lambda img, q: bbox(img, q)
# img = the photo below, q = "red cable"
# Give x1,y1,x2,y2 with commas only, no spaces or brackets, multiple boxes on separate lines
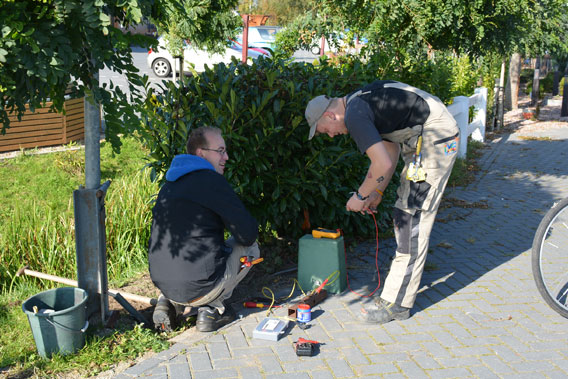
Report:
343,212,381,297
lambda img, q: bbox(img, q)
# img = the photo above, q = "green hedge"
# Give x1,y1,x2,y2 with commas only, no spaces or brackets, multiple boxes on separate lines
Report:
137,52,481,241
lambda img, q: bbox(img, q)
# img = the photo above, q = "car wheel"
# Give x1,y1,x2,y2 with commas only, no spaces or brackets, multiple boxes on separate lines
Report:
310,46,321,55
152,58,171,77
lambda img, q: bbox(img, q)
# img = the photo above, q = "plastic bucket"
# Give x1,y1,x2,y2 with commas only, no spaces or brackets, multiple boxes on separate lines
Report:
22,287,89,358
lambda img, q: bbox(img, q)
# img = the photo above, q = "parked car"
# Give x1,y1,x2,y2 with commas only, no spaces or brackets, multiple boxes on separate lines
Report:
236,26,281,50
147,37,266,77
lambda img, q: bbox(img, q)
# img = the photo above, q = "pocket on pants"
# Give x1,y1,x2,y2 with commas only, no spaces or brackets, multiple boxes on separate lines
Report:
408,181,431,209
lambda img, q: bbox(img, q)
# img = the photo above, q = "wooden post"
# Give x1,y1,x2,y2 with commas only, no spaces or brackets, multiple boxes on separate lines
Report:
241,14,250,64
320,35,325,57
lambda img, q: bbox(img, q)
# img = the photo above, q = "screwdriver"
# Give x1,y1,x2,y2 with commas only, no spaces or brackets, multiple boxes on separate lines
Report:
243,302,281,308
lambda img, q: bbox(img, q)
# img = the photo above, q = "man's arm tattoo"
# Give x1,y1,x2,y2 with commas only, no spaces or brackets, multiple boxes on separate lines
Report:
376,176,385,184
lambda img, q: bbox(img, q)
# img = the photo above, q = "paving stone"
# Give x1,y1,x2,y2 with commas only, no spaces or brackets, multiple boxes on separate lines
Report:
169,361,192,378
122,357,163,376
310,370,335,379
367,352,411,364
341,346,369,365
356,362,399,376
236,366,263,379
395,360,429,379
427,367,474,379
281,358,328,373
208,341,231,360
325,357,356,378
410,352,442,370
189,352,213,371
212,358,252,369
191,368,239,379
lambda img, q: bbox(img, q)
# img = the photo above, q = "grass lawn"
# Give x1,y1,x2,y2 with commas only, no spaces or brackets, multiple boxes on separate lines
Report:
0,137,173,378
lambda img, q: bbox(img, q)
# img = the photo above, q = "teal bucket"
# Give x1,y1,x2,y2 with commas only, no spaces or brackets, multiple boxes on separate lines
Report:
22,287,89,358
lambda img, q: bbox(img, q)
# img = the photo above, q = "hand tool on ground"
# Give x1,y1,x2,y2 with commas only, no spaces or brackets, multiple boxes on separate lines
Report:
240,256,264,268
243,301,281,309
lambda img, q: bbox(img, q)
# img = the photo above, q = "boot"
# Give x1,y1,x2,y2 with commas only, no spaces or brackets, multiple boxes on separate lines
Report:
153,294,176,332
196,304,236,332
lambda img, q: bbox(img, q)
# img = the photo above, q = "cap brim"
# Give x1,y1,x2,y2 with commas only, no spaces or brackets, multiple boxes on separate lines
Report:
308,122,317,140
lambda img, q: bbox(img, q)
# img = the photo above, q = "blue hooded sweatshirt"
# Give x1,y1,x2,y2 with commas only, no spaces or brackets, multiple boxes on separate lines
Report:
165,154,215,182
148,154,258,303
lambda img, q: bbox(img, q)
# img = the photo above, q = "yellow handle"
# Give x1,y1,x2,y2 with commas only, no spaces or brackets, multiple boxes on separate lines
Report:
416,135,423,156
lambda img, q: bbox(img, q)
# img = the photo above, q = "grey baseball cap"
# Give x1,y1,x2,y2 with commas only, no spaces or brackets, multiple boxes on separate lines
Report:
305,95,333,140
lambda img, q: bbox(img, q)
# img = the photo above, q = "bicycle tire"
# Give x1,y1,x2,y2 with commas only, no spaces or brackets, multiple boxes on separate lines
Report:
531,197,568,318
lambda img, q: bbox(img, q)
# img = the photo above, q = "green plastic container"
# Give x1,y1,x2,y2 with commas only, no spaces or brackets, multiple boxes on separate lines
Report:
22,287,89,358
298,234,346,294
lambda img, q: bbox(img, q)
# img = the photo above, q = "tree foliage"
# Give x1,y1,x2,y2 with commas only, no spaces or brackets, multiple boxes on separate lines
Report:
275,0,568,61
156,0,242,58
0,0,243,150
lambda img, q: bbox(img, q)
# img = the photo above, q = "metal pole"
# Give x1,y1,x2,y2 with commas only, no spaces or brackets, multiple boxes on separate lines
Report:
84,88,101,190
76,74,110,324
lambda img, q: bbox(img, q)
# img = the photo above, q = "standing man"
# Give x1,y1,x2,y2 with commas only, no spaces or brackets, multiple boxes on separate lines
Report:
148,126,260,333
305,80,459,324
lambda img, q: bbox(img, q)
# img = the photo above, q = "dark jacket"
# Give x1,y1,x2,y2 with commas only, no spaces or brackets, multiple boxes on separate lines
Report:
148,154,258,303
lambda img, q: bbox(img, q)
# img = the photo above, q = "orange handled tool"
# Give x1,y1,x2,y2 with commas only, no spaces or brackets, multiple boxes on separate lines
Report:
240,256,264,268
243,302,280,308
315,278,329,294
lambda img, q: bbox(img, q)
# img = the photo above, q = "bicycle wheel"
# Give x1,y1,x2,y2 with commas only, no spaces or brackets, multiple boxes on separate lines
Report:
531,197,568,318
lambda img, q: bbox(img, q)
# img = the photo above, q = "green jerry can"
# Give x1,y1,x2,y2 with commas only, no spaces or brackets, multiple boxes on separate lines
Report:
297,234,347,294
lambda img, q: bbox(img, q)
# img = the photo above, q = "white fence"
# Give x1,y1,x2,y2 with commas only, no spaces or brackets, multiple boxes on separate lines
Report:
447,87,488,158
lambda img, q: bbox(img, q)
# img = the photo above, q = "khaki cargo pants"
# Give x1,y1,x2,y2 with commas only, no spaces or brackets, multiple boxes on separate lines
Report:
380,82,459,308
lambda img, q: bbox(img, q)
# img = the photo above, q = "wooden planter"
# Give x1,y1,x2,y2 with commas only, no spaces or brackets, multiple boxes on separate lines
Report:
1,97,85,153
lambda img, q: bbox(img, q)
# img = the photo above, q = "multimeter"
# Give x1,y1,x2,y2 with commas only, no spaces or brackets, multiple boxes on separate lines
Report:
312,227,341,239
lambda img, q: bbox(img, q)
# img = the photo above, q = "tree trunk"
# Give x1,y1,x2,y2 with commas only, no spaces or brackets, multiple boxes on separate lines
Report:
505,53,521,110
531,56,541,106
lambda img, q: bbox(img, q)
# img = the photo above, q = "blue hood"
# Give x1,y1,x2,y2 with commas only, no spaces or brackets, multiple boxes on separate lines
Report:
165,154,215,182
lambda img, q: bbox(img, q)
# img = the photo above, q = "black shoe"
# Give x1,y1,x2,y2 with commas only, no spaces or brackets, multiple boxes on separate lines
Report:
196,305,236,332
153,295,176,332
359,298,411,324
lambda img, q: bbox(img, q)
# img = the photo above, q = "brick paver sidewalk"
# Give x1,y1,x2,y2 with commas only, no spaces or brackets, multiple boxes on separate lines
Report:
114,105,568,379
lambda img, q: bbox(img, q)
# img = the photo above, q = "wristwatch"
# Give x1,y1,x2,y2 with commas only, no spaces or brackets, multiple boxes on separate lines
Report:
353,191,369,201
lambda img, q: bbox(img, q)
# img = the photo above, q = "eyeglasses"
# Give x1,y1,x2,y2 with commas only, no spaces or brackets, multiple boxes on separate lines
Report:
201,147,227,155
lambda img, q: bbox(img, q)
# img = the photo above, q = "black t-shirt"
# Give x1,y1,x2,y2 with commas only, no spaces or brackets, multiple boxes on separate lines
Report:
344,80,430,153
